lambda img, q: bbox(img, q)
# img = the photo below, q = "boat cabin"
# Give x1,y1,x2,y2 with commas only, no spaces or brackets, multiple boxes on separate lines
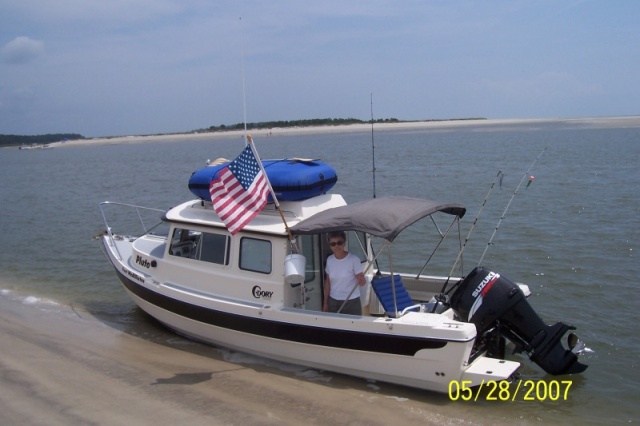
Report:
125,193,465,317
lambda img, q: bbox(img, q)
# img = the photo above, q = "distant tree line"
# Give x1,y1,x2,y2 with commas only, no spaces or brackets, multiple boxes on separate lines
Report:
0,133,84,147
205,117,400,132
2,117,487,146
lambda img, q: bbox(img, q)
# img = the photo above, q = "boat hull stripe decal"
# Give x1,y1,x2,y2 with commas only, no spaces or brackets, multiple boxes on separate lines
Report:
115,269,448,356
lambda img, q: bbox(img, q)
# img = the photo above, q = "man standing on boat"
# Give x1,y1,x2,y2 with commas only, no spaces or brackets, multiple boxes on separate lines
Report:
323,231,366,315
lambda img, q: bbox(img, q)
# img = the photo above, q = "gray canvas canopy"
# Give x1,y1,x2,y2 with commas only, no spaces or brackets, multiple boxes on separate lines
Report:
290,196,466,242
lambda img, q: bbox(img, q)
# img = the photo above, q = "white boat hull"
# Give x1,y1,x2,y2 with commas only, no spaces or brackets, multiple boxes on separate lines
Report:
104,236,519,393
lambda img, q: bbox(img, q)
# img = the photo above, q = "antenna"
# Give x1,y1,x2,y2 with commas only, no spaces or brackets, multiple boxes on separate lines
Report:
240,17,248,144
370,93,377,198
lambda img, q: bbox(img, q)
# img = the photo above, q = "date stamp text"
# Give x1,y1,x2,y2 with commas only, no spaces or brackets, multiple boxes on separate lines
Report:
448,379,573,401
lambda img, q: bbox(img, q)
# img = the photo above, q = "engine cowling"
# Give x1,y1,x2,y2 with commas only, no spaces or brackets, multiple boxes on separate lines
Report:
451,266,588,375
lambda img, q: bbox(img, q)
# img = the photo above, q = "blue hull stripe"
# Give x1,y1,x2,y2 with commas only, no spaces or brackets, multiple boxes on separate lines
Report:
114,268,451,356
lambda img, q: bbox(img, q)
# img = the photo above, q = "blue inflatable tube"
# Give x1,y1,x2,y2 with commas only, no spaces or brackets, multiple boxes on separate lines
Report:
188,159,338,202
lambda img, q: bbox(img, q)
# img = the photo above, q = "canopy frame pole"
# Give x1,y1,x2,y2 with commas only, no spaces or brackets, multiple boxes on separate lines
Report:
415,215,461,280
387,243,398,318
430,215,445,237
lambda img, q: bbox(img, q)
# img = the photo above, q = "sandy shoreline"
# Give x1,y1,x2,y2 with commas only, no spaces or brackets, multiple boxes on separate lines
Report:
1,295,475,425
46,116,640,148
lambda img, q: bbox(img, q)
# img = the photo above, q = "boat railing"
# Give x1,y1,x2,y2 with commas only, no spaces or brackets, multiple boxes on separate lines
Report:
98,201,167,261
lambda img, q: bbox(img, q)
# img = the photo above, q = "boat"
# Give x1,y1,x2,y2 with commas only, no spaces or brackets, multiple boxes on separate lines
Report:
98,153,588,393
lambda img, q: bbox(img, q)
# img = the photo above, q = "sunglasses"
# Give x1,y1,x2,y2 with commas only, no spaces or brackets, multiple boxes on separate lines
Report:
329,240,345,247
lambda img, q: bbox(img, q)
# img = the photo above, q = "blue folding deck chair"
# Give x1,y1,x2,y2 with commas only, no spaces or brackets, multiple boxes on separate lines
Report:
370,274,421,318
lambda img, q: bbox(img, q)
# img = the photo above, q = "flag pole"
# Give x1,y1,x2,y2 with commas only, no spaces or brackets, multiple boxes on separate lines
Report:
246,135,300,253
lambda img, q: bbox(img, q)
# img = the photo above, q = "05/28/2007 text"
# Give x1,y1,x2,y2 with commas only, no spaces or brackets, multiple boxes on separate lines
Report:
448,379,573,402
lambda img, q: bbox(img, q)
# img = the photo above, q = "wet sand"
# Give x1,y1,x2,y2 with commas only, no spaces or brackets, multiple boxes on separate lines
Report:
0,296,464,425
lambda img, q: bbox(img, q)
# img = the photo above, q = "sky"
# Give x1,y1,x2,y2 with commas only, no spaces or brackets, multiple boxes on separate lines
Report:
1,1,639,137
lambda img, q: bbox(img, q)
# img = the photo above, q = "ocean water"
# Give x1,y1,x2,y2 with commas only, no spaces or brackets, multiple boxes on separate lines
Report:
1,120,638,424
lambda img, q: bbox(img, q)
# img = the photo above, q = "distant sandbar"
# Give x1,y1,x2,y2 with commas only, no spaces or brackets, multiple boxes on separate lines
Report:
49,116,640,148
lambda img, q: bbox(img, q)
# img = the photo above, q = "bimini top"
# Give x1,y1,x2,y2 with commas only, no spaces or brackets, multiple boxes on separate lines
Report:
290,196,466,242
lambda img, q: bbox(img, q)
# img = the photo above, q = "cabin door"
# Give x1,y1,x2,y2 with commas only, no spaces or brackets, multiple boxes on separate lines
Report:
299,231,372,312
299,234,325,311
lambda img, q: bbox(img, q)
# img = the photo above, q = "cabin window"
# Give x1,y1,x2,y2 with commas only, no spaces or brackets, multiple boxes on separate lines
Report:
169,228,230,265
239,237,272,274
169,228,197,258
197,232,230,265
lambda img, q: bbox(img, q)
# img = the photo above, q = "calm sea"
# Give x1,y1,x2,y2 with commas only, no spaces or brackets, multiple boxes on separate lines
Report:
1,120,638,424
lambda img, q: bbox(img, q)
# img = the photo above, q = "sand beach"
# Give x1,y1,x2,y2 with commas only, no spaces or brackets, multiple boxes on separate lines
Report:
48,116,640,148
0,296,455,425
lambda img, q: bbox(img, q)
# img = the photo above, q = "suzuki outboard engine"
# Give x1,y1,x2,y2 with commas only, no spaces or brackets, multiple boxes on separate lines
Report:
451,266,588,375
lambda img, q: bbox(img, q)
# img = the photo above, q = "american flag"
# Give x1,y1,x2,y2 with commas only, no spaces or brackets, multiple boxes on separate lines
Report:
209,144,270,235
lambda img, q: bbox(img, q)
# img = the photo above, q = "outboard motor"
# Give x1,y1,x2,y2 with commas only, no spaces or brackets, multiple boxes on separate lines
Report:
451,266,588,375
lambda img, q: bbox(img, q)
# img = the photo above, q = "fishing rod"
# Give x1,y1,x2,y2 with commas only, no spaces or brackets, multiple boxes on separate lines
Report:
370,92,377,199
439,170,503,295
477,147,547,266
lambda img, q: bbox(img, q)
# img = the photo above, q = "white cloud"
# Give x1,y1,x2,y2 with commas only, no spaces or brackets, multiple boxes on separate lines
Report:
2,36,45,64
